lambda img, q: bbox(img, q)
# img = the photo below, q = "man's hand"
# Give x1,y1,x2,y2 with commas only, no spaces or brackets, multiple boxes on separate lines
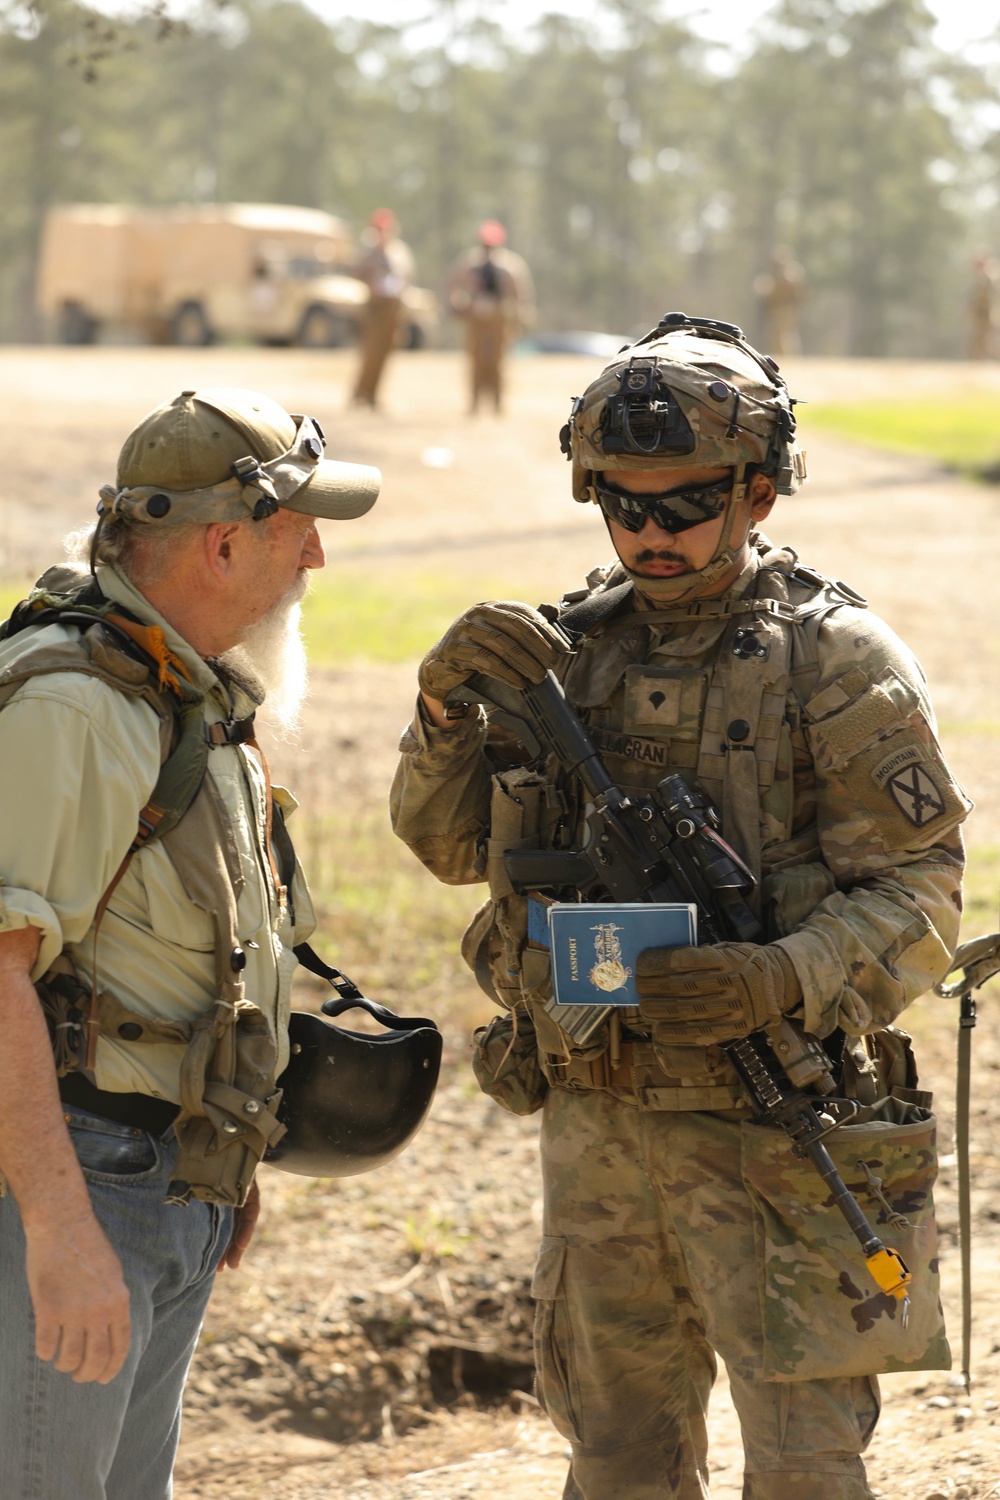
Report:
0,925,133,1384
418,600,571,706
217,1179,260,1273
25,1214,131,1385
636,941,801,1046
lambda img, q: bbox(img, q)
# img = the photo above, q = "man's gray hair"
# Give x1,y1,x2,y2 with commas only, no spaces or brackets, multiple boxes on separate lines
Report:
65,517,206,580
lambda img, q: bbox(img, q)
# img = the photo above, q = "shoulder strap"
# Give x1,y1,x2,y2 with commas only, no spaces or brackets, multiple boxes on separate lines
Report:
751,556,870,714
0,592,215,1079
556,580,634,640
0,570,109,644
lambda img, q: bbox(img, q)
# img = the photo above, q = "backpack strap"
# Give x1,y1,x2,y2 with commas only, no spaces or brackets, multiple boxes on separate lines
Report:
556,580,634,640
0,587,212,1079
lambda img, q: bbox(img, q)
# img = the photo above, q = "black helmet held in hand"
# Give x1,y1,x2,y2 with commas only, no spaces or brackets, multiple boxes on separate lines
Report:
266,945,442,1179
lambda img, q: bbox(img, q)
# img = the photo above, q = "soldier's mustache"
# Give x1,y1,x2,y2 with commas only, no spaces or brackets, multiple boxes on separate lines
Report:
634,547,689,566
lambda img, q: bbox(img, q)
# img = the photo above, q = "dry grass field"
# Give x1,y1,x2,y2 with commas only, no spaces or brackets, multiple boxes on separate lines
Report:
5,345,1000,1497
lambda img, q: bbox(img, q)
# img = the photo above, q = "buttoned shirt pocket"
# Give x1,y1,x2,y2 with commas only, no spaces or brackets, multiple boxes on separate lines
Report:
134,843,217,952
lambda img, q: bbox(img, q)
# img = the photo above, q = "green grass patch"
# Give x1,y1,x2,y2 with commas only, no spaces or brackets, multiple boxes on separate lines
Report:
960,840,1000,938
301,570,520,667
0,582,36,622
804,396,1000,476
939,720,1000,737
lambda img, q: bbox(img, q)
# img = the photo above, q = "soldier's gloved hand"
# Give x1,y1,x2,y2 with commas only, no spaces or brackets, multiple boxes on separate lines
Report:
418,600,572,700
635,942,802,1046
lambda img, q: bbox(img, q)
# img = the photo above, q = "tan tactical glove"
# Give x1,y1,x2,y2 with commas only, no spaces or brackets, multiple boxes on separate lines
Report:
636,941,802,1046
418,600,572,700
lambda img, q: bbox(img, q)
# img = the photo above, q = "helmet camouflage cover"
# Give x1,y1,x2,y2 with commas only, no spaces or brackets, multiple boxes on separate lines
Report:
562,313,807,503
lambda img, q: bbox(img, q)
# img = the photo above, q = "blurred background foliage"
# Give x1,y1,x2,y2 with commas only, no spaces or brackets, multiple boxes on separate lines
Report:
2,0,1000,353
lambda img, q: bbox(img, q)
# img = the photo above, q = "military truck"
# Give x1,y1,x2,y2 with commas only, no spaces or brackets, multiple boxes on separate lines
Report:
36,203,437,348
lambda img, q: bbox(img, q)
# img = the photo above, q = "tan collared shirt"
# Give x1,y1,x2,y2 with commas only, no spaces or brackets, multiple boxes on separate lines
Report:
0,565,314,1099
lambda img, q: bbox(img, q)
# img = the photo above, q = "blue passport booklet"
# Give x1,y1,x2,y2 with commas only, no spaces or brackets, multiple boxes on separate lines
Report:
548,903,697,1008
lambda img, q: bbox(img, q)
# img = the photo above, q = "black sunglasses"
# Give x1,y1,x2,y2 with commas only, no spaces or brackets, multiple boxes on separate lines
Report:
594,474,733,535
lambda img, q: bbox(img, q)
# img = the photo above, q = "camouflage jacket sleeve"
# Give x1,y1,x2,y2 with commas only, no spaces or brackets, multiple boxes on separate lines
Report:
389,701,491,885
776,607,969,1039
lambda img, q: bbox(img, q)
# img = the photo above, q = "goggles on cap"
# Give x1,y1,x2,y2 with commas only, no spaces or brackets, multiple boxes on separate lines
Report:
99,414,328,527
594,473,733,535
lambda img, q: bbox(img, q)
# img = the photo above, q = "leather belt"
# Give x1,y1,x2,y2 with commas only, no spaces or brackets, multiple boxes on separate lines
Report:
59,1072,179,1137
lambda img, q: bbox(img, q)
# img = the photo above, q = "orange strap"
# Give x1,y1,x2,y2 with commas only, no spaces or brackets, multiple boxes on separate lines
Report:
105,614,195,697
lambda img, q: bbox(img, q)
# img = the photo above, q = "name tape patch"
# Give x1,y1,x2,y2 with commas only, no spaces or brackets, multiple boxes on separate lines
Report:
592,727,669,768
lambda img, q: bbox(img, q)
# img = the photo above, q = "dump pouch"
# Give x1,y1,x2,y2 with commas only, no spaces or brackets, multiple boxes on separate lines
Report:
742,1096,948,1380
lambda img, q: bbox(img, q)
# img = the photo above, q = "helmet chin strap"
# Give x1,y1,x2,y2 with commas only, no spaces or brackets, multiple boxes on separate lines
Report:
612,464,754,605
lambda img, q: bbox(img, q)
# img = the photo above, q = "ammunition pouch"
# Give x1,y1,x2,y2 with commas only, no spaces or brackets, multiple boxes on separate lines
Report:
472,1008,548,1115
544,1036,745,1111
168,998,285,1209
839,1026,931,1111
478,764,569,1008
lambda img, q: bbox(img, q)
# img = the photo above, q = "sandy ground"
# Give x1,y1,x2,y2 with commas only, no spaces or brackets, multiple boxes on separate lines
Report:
4,345,1000,1497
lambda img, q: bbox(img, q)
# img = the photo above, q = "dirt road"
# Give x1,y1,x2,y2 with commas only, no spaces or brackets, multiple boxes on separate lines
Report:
4,346,1000,1497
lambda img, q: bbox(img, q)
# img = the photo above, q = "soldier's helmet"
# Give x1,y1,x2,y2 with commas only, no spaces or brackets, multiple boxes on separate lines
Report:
562,312,806,504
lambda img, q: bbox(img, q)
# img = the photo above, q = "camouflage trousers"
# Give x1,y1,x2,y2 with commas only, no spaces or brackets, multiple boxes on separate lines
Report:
533,1088,879,1500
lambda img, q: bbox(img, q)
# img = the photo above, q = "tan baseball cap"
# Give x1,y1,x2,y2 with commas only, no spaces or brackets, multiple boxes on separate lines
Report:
101,388,380,526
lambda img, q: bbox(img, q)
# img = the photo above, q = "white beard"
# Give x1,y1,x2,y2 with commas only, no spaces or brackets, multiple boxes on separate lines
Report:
221,580,310,740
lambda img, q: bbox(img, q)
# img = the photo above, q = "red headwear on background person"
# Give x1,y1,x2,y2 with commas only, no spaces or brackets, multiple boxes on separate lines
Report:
478,219,507,248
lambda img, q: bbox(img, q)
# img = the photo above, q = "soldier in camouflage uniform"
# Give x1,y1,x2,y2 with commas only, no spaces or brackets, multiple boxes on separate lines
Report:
390,313,968,1499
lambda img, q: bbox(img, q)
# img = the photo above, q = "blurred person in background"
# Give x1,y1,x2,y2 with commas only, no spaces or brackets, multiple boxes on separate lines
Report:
351,208,415,409
966,252,1000,360
447,219,535,414
753,246,807,356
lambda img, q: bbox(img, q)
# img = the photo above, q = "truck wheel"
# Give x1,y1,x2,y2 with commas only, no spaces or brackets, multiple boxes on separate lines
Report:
57,301,97,345
297,305,352,348
171,302,213,346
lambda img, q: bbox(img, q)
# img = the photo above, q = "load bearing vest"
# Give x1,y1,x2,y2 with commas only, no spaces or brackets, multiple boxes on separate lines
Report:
0,569,285,1206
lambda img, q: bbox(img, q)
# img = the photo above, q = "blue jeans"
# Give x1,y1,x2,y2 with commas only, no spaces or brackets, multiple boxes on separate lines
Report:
0,1106,233,1500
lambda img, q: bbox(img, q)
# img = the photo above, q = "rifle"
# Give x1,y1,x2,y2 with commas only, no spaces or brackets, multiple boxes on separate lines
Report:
454,666,912,1315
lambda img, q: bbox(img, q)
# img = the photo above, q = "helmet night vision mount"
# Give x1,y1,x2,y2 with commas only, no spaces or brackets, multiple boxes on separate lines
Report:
561,310,806,502
595,355,697,458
